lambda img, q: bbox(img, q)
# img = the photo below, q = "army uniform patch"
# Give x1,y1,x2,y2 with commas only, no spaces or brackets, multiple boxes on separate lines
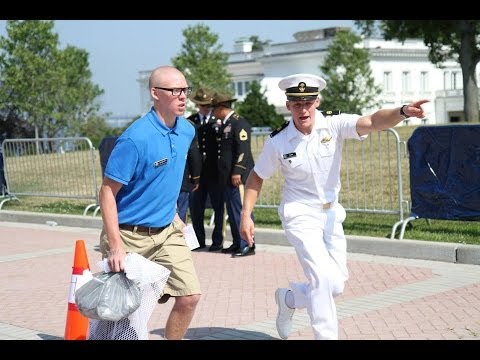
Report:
239,129,248,141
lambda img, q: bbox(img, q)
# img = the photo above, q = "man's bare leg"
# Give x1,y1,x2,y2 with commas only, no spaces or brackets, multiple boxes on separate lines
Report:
164,294,200,340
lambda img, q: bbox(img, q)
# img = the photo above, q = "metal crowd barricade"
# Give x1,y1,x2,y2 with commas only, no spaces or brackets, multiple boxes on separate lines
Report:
0,130,408,232
1,137,100,215
341,128,410,239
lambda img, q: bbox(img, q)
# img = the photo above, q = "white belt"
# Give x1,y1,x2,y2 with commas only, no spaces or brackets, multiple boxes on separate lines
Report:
322,202,333,210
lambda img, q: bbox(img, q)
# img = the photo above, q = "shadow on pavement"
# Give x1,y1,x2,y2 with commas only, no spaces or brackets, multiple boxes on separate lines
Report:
151,326,278,340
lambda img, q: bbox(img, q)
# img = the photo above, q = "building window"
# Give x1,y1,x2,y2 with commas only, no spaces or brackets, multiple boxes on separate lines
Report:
383,71,392,92
420,72,429,92
236,82,244,96
233,81,254,97
443,71,450,89
451,71,461,89
402,71,411,92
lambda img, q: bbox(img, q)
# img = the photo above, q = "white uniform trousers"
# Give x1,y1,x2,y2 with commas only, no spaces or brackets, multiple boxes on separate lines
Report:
279,201,348,340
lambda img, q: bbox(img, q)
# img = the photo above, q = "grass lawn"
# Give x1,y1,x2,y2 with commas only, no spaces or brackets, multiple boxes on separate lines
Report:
2,198,479,246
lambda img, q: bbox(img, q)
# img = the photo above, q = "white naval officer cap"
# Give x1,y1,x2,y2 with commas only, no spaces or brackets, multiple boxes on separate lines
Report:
278,73,327,101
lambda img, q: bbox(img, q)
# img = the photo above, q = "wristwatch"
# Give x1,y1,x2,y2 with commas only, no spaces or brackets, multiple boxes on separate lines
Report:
400,105,408,118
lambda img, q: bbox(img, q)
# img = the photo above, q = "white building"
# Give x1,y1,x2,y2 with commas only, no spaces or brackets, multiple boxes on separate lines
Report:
138,27,479,125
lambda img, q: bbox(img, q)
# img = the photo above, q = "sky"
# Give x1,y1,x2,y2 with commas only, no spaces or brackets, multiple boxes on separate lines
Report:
0,20,355,117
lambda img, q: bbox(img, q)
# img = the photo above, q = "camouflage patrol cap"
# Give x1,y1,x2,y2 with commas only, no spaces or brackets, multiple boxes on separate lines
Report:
190,88,213,105
278,73,327,101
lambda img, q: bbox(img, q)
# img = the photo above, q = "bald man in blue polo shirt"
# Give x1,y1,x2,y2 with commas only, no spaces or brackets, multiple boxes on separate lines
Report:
99,66,201,340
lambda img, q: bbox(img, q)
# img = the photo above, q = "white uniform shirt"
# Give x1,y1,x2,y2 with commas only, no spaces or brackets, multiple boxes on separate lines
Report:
254,110,366,207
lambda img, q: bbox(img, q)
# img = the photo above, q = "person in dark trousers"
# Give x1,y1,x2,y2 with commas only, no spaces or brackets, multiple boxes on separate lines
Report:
98,65,201,340
176,121,202,223
210,93,255,258
188,88,226,252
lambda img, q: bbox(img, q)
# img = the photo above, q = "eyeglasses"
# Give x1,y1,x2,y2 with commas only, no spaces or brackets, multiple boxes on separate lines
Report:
154,87,192,96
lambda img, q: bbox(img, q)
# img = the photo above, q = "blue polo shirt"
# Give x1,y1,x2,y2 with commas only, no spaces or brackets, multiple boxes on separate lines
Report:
104,107,194,227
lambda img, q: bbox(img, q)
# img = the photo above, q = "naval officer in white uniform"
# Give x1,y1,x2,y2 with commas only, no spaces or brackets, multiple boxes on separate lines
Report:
239,73,428,340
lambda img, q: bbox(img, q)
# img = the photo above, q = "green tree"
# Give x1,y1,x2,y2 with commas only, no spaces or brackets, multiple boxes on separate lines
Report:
79,115,119,149
356,20,480,122
248,36,271,51
172,23,232,99
0,20,104,140
319,29,381,114
50,45,104,137
235,81,285,128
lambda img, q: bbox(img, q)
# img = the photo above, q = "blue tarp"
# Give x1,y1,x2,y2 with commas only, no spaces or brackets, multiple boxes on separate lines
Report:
408,125,480,221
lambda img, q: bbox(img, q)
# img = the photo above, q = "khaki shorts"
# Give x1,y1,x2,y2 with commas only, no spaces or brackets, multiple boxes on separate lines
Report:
100,218,201,298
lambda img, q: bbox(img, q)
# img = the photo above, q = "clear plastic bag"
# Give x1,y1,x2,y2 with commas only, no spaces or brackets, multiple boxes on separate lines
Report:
75,271,142,322
87,253,171,340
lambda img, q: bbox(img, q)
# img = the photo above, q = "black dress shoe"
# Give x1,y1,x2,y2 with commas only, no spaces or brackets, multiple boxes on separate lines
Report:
221,244,239,253
232,246,255,258
208,245,223,252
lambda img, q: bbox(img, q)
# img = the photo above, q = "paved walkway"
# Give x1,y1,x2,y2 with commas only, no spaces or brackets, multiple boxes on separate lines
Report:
1,221,480,340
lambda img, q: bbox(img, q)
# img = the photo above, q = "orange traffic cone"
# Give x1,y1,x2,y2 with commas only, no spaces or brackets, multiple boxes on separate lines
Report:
64,239,93,340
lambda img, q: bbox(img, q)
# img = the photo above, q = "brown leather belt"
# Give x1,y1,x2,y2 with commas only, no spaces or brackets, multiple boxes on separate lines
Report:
119,224,168,235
